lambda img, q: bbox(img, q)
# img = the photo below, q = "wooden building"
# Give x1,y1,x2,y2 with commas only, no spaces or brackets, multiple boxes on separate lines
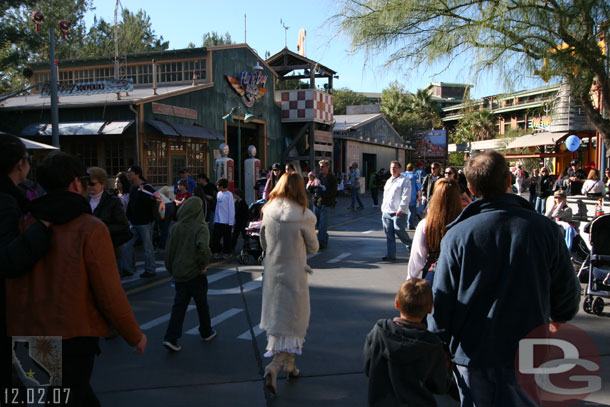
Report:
0,45,282,187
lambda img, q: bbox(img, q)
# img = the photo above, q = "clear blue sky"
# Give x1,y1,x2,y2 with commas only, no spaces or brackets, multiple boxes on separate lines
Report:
85,0,548,99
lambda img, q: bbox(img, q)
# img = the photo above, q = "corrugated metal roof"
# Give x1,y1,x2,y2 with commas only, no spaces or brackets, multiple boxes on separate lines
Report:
333,114,382,131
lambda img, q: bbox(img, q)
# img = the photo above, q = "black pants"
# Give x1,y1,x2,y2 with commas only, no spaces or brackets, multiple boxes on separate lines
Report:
164,274,212,343
231,226,247,252
371,188,379,206
57,337,101,407
211,223,232,254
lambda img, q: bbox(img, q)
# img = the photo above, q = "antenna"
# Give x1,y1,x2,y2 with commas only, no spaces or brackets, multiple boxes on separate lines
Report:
280,19,289,48
244,14,246,43
113,0,120,79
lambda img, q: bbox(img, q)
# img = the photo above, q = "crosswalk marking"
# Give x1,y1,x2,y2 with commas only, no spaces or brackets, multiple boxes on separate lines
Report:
185,308,244,335
208,276,263,295
237,324,264,340
362,230,374,234
328,253,350,263
140,305,196,330
207,269,235,283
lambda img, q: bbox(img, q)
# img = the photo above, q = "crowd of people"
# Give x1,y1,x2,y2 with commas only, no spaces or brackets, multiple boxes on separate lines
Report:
0,130,600,406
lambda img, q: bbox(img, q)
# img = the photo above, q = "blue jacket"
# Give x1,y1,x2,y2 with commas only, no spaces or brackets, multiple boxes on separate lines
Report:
428,193,580,368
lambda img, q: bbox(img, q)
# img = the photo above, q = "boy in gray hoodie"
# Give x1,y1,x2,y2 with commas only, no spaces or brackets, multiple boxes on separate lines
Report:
363,279,450,406
163,196,216,351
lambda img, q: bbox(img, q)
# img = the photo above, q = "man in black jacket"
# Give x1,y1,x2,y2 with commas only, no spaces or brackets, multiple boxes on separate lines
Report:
0,134,51,394
121,165,158,278
314,159,337,249
421,162,441,206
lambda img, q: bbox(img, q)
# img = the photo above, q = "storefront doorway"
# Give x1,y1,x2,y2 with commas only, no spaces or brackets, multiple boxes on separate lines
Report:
226,120,266,190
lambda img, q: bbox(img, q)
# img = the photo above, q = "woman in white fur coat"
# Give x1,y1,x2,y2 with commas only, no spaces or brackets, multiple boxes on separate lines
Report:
260,172,319,395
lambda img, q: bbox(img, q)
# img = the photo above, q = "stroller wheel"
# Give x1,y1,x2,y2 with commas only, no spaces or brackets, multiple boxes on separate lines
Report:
583,295,593,314
238,254,249,265
593,297,605,316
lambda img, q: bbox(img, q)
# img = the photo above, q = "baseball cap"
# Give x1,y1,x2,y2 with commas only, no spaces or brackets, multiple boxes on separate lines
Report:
570,159,579,166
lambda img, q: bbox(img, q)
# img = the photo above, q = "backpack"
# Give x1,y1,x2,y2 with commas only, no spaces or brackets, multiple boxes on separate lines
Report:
522,170,529,179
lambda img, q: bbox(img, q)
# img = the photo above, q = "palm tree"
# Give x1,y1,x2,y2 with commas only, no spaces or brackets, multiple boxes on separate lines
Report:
406,89,442,128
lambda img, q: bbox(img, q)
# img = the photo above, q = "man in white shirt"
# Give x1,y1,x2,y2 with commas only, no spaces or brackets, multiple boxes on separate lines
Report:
212,178,235,259
381,161,412,262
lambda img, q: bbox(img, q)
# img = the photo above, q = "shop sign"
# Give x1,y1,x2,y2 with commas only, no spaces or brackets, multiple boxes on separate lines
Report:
225,70,268,107
152,102,198,120
528,116,552,130
40,78,133,97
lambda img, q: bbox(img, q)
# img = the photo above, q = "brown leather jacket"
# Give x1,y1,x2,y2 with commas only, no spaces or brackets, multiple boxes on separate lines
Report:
6,213,142,345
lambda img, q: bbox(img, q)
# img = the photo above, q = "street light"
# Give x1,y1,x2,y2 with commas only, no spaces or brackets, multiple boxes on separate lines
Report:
222,106,253,188
32,11,70,148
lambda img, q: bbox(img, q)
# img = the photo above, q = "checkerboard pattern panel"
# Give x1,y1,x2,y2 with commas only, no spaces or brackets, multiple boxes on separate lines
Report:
280,90,333,123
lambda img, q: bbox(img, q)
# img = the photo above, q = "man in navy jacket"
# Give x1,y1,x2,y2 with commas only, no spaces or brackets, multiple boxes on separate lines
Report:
428,150,580,406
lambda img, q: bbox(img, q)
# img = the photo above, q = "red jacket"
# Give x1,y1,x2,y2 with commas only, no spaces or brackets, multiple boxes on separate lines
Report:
6,213,142,345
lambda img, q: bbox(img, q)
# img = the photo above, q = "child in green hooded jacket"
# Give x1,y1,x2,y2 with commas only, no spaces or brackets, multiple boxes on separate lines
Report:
163,196,216,352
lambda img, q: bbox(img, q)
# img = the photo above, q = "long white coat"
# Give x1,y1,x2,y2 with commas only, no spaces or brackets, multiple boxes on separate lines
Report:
260,197,319,338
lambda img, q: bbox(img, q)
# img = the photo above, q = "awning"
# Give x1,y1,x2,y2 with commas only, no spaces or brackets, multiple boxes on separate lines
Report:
171,123,223,140
507,132,564,149
20,137,58,150
21,121,133,136
147,120,223,140
99,120,134,134
146,120,179,136
449,138,514,153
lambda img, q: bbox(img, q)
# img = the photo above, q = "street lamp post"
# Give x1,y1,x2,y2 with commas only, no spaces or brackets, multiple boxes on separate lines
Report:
32,12,69,148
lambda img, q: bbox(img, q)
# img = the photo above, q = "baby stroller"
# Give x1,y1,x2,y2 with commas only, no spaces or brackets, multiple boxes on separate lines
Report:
237,199,266,265
581,214,610,316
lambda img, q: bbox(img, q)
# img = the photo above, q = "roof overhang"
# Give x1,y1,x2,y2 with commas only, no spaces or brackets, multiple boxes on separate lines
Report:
21,121,133,136
506,132,565,149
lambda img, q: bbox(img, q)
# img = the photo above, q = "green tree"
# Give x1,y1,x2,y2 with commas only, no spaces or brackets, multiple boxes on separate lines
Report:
451,108,497,143
333,88,371,115
1,0,91,92
406,89,442,129
82,9,169,57
202,31,233,47
335,0,610,146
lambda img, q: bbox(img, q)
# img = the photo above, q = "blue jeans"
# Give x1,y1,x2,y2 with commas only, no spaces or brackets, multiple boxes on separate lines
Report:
454,365,538,407
313,204,329,246
121,222,156,274
382,212,412,258
535,197,547,214
350,188,363,209
407,204,419,229
165,274,212,343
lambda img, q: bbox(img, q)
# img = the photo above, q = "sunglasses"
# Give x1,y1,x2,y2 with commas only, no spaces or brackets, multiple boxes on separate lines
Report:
87,181,99,187
445,171,453,175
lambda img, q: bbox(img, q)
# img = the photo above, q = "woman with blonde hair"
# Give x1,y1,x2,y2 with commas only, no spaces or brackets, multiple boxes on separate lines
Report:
260,173,319,395
407,178,463,281
582,168,605,197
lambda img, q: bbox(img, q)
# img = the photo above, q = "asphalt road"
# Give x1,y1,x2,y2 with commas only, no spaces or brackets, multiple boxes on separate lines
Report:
92,194,610,407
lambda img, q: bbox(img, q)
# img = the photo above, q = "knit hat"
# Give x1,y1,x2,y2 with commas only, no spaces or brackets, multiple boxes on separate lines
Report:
554,189,567,199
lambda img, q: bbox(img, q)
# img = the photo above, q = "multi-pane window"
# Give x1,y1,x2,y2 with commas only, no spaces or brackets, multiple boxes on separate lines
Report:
105,140,127,177
38,58,206,89
70,141,98,169
146,139,168,186
187,142,208,177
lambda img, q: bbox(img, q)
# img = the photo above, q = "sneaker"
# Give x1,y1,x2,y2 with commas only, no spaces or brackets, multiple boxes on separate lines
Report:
372,204,379,207
120,271,134,279
140,271,156,278
163,341,181,352
212,253,221,260
222,254,232,260
202,329,217,341
382,256,396,262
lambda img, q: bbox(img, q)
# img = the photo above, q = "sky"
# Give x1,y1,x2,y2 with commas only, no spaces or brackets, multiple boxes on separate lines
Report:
84,0,549,99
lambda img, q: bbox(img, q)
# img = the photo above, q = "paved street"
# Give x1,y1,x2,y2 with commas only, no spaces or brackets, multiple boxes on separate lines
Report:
93,194,610,407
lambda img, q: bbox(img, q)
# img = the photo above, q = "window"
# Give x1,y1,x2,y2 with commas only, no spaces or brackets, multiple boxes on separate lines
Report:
58,70,73,84
105,140,127,177
146,139,168,185
95,67,113,81
187,141,208,177
70,141,98,169
138,65,152,85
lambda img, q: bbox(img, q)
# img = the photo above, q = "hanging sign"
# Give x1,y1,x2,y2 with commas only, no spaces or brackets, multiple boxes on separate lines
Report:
152,102,198,120
225,70,268,107
40,78,134,97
